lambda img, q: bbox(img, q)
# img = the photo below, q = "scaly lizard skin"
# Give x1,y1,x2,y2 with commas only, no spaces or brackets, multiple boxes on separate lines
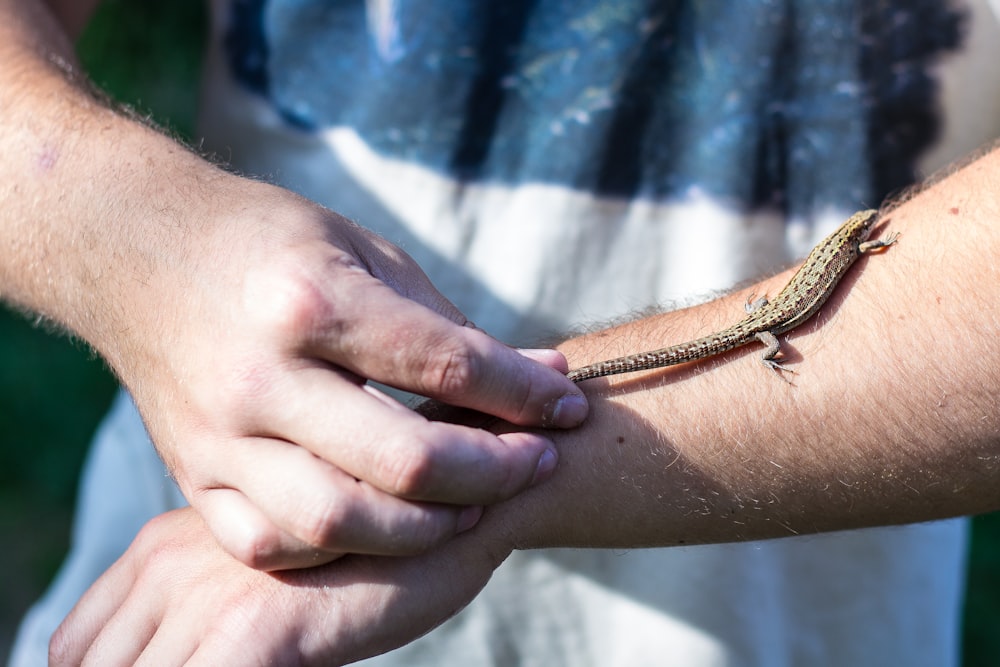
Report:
567,209,898,382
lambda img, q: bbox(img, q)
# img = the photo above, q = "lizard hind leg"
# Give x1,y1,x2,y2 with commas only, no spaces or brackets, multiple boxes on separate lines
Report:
756,330,795,382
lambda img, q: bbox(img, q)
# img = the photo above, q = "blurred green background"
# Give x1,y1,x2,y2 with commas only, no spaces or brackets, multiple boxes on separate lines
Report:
1,0,998,664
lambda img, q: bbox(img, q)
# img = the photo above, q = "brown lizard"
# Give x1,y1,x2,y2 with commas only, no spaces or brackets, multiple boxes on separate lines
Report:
567,209,898,383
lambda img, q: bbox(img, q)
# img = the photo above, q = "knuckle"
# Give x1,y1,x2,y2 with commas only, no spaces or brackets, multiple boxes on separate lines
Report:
134,512,195,562
205,512,288,570
262,270,334,341
245,252,358,344
418,343,479,398
374,439,438,499
226,529,278,570
293,496,351,551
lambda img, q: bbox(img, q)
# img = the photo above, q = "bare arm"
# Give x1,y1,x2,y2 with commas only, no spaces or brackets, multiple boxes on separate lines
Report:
491,147,1000,550
52,145,1000,665
0,0,586,569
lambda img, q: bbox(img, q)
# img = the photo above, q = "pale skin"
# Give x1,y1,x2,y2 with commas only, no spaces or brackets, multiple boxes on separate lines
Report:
1,0,588,572
9,0,1000,664
52,152,1000,664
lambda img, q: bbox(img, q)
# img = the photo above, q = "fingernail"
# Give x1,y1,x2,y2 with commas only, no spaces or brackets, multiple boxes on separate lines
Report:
531,446,558,486
518,348,561,361
457,506,484,533
550,393,588,428
517,348,569,372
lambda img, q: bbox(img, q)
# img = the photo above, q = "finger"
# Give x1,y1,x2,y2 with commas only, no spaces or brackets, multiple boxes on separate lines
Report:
196,443,487,568
52,522,174,667
249,366,559,504
49,541,145,666
181,571,306,667
133,618,199,667
75,509,239,666
283,530,509,666
358,230,476,324
186,634,277,667
192,485,336,570
79,592,160,667
299,267,588,428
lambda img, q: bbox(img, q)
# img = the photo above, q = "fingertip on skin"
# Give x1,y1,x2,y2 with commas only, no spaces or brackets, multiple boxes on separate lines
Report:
495,431,559,490
199,490,290,571
510,349,589,428
546,392,588,429
531,446,558,486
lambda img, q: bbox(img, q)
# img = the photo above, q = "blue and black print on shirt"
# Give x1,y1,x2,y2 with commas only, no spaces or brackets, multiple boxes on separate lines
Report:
223,0,965,216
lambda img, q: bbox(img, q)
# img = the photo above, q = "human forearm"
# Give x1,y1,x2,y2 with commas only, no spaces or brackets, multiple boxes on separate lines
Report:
1,0,587,569
484,147,1000,551
0,0,222,353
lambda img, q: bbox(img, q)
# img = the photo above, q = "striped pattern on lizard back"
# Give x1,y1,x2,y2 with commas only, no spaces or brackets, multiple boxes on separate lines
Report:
566,209,896,382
